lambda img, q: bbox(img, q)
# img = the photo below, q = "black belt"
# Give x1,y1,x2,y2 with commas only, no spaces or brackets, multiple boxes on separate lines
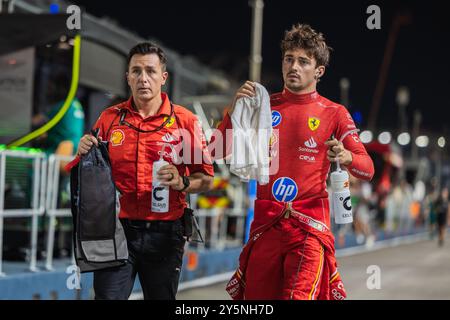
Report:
122,219,177,233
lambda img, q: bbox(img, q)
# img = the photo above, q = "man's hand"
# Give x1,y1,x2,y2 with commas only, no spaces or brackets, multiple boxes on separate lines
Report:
325,139,353,166
228,81,256,116
77,134,100,156
158,164,184,191
158,166,213,193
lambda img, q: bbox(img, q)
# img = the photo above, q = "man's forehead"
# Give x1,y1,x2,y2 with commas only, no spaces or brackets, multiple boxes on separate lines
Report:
284,49,313,60
129,53,161,67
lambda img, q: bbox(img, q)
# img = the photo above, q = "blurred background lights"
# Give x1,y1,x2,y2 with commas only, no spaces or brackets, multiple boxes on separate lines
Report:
438,136,446,148
378,131,391,144
360,130,373,144
415,135,429,148
396,86,410,106
49,3,59,14
352,111,363,125
397,132,411,146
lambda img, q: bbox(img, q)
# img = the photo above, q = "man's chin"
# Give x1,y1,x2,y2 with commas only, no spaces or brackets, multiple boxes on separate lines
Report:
135,92,152,101
285,83,304,93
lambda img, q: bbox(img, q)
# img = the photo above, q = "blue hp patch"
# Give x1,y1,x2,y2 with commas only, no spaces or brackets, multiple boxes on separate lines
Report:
272,177,298,202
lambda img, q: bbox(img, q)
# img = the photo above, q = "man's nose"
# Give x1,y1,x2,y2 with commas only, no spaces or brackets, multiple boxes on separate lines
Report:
138,70,150,83
291,60,301,71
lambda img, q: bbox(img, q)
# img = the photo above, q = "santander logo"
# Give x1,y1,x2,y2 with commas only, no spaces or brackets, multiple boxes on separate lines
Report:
298,137,319,154
304,137,317,148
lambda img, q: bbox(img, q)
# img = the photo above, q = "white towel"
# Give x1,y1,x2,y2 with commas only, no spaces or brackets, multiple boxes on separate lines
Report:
230,83,272,185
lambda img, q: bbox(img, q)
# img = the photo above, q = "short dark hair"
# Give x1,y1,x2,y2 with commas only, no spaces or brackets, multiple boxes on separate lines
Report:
281,24,332,67
127,42,167,71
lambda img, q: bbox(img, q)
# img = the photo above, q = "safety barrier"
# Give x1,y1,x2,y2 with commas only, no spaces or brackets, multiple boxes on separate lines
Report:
0,149,47,275
188,181,246,250
189,208,246,250
44,154,75,271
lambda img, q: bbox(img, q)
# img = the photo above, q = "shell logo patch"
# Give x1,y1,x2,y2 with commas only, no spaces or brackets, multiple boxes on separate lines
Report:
308,117,320,131
110,129,125,146
164,116,175,128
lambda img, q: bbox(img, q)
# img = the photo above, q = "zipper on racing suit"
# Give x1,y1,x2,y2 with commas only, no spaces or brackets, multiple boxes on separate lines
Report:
284,202,292,219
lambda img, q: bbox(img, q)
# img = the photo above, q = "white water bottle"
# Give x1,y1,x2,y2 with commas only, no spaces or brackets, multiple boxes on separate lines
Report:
330,169,353,224
152,158,169,213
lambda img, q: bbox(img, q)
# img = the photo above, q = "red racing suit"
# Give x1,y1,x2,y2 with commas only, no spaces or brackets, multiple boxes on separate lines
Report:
90,93,213,221
214,89,374,299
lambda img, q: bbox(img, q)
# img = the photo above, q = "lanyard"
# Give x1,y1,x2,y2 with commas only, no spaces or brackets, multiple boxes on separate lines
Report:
118,101,175,133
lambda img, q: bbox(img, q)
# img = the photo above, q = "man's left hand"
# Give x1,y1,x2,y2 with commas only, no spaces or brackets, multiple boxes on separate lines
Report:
325,139,353,166
157,164,184,191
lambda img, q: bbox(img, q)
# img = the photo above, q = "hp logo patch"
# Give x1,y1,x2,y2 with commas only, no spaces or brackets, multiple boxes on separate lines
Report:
272,177,298,202
272,111,282,127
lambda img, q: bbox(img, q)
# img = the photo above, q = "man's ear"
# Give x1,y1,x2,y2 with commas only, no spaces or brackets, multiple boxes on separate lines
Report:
161,71,168,86
316,66,325,80
126,72,130,87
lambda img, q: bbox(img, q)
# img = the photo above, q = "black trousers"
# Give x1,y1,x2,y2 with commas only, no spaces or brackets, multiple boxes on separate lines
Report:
93,218,186,300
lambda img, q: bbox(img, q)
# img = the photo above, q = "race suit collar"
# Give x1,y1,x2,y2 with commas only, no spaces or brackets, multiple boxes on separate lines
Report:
124,92,172,117
281,88,319,104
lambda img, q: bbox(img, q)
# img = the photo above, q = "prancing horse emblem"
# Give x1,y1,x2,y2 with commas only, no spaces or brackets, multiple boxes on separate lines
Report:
308,117,320,131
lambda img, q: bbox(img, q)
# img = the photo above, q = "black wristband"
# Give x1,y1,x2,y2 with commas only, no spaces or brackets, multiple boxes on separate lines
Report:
179,175,190,192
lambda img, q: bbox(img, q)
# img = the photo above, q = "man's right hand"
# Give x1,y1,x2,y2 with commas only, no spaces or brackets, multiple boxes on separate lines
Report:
77,134,100,156
228,81,256,116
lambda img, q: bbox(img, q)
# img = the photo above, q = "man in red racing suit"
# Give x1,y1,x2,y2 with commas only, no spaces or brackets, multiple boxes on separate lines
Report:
212,24,374,300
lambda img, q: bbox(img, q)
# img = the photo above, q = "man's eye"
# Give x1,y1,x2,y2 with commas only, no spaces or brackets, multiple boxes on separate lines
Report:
132,70,140,75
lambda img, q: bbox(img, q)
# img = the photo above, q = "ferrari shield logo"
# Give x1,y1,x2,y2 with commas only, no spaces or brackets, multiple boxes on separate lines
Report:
308,117,320,131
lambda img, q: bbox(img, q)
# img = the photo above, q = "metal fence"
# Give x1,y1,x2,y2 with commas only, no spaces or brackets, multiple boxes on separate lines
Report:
44,154,75,271
0,149,47,275
188,182,246,251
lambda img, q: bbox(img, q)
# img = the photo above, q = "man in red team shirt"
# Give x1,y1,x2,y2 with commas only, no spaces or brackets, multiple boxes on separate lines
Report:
77,43,214,300
217,24,374,300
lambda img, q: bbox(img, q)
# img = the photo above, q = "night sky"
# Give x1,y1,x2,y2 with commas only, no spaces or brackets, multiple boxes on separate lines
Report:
73,0,449,134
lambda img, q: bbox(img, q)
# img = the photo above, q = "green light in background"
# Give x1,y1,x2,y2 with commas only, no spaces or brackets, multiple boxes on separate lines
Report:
0,144,43,154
